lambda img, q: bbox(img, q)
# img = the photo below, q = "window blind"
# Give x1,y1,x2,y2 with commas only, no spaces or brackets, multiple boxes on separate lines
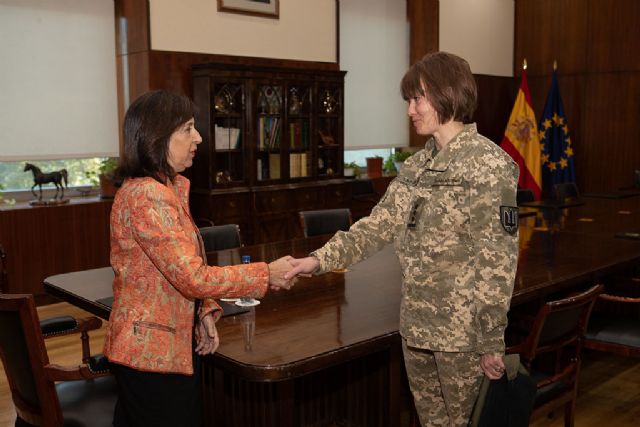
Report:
0,0,118,161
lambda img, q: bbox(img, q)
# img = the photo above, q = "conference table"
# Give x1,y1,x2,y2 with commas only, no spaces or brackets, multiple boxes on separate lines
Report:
44,196,640,427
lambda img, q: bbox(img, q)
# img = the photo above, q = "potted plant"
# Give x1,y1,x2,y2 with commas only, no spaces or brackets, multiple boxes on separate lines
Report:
343,161,362,178
365,156,383,178
86,157,118,199
392,151,413,173
0,183,16,206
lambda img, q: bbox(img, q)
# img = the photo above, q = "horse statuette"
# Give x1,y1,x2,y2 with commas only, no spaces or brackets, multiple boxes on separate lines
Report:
23,163,68,203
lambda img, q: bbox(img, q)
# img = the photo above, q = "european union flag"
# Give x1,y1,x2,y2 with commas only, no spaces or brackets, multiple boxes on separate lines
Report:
538,70,576,196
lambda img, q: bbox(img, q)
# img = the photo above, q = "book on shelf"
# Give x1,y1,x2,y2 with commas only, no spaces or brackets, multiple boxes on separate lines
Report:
214,125,241,150
259,117,281,150
269,154,281,179
289,152,309,178
288,122,310,150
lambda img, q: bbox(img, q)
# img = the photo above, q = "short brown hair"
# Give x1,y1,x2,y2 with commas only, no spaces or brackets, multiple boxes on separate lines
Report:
400,51,477,124
114,90,196,184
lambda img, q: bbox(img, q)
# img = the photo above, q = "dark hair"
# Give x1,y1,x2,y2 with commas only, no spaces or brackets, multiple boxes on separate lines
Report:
400,51,477,124
113,90,196,184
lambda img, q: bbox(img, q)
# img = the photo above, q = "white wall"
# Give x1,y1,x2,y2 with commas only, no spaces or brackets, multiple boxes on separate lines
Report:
0,0,119,160
149,0,336,62
439,0,514,77
340,0,410,148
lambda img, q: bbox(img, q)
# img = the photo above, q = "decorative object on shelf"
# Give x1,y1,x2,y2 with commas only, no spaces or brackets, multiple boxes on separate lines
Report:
216,171,231,184
217,0,279,19
366,157,383,179
23,163,69,205
318,129,335,145
259,86,282,115
289,87,302,115
321,90,337,114
214,84,240,114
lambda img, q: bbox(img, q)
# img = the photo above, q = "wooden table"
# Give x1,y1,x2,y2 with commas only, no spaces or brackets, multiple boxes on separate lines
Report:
44,197,640,427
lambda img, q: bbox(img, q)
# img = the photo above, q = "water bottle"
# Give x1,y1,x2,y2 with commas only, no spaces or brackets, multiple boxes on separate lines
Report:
237,255,260,307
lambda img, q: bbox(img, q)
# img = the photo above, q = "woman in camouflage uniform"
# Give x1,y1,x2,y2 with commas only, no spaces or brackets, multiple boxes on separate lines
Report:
283,52,519,426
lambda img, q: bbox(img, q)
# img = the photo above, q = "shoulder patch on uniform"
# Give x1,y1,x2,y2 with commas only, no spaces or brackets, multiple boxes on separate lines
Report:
500,206,518,234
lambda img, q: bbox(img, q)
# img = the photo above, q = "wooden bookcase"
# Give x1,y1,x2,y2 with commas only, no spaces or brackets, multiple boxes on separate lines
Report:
190,63,351,244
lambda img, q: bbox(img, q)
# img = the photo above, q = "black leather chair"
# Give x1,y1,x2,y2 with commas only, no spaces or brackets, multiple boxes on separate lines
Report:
516,188,535,205
0,293,116,427
299,208,352,238
199,224,242,252
584,276,640,357
506,284,602,427
554,182,579,201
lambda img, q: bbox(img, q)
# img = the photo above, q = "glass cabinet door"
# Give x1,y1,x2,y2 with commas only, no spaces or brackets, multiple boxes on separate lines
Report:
256,84,284,182
286,84,312,180
316,86,342,177
212,82,245,186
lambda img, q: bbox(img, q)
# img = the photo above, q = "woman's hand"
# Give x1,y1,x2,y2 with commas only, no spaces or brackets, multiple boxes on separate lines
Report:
283,256,320,280
195,313,219,355
480,353,505,380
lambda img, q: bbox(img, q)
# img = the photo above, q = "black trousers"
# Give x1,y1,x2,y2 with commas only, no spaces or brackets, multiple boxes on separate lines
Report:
111,351,202,427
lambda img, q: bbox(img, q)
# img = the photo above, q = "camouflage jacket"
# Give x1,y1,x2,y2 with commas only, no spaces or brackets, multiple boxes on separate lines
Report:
313,124,519,354
104,175,268,374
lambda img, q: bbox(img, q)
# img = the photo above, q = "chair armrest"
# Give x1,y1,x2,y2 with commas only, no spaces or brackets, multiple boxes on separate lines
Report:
41,315,102,338
41,315,103,362
44,354,111,381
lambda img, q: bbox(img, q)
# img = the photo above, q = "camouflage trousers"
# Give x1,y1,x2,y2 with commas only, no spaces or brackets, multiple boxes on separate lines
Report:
402,340,484,427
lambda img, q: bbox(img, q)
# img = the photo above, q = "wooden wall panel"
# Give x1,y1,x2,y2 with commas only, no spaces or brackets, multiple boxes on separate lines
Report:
0,200,112,304
582,73,640,191
473,74,518,145
587,0,640,72
407,0,439,147
515,0,588,76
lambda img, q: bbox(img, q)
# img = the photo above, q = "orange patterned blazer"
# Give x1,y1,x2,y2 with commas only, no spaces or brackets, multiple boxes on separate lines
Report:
103,175,268,375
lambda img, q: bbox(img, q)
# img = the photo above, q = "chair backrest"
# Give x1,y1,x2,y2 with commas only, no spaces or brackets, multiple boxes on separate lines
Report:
515,284,602,368
584,276,640,357
516,188,535,205
0,243,7,293
0,293,64,426
299,208,352,238
507,284,602,426
199,224,242,252
553,182,579,201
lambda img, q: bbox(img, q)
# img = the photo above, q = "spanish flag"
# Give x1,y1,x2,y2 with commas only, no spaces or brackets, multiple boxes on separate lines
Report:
500,67,542,199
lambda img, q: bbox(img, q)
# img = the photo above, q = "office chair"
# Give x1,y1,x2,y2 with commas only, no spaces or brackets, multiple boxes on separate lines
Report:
506,284,602,427
199,224,242,252
0,293,116,427
299,208,352,238
516,188,535,205
584,276,640,357
553,182,579,201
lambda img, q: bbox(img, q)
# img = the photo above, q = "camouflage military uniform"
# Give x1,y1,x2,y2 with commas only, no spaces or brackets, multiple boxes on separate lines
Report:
312,124,519,426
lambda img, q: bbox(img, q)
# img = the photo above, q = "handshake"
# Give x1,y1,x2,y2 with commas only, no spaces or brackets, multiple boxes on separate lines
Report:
267,255,321,291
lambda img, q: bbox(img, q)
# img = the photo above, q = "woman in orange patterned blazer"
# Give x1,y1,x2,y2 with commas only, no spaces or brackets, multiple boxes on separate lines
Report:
104,90,292,427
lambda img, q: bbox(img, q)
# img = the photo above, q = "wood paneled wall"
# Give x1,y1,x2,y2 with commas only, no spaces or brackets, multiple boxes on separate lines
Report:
515,0,640,192
0,199,112,304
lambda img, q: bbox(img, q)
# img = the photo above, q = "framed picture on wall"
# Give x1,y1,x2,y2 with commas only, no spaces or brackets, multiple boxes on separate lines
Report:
217,0,279,19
